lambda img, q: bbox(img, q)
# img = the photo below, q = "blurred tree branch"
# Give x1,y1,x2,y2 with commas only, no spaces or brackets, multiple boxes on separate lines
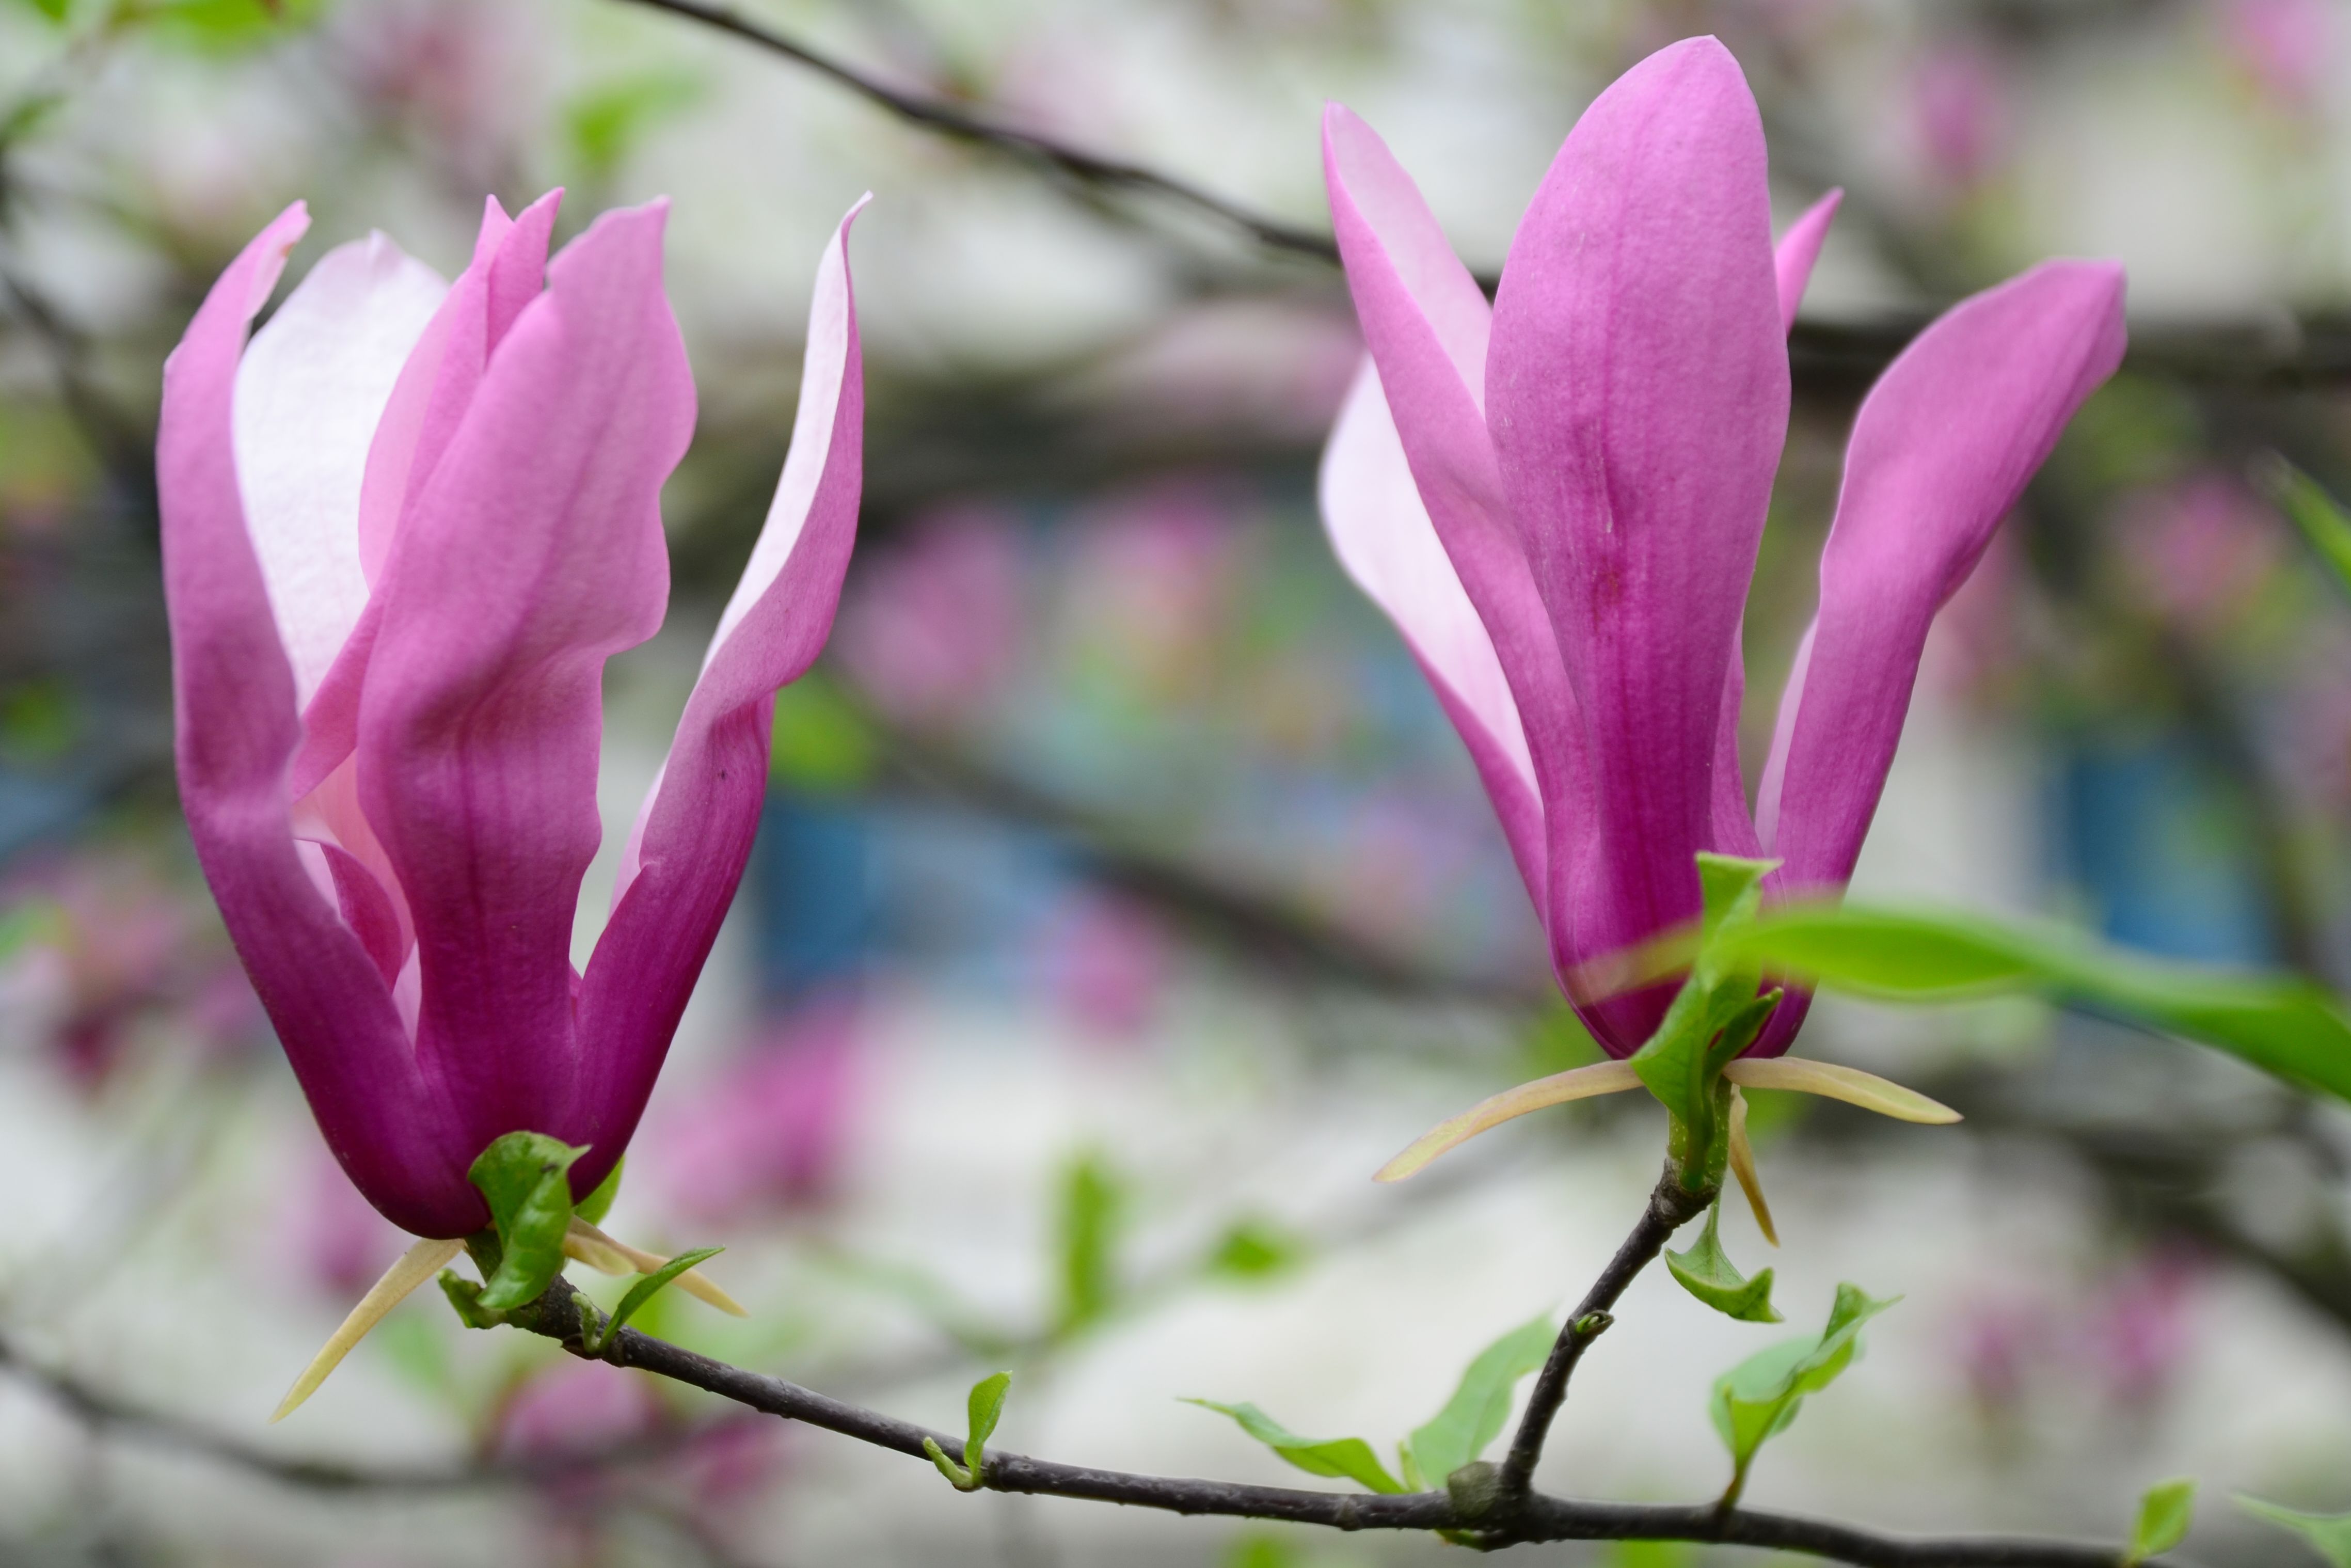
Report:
613,0,2351,389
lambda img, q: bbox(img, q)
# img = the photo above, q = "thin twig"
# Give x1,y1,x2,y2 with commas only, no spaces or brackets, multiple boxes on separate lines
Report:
606,0,1338,263
491,1273,2138,1566
1496,1163,1709,1506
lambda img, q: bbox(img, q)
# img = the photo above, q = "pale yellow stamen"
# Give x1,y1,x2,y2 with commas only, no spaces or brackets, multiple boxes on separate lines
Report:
1722,1057,1962,1124
1374,1059,1644,1182
1726,1086,1778,1247
565,1215,747,1317
272,1236,462,1422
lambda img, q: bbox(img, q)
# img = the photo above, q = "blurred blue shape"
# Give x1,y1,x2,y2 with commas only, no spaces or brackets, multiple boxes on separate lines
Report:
2056,734,2276,965
749,790,876,1002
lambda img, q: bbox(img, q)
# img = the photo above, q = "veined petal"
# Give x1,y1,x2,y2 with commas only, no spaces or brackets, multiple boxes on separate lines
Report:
357,200,694,1167
1759,261,2125,888
161,205,468,1238
292,192,563,801
575,199,866,1178
1374,1058,1643,1181
1320,358,1542,893
1322,102,1592,973
1485,36,1786,1048
232,234,447,706
1773,188,1841,331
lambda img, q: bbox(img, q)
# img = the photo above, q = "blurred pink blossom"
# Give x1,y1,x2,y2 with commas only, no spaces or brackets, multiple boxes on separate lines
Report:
2117,473,2282,631
2219,0,2336,110
1062,484,1237,700
836,509,1025,723
2085,1250,2203,1408
1908,44,2012,195
654,997,863,1223
1036,891,1169,1040
490,1358,664,1496
1953,1291,2050,1416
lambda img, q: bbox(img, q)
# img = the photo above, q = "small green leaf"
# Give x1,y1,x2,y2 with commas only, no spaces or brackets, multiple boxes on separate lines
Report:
1665,1198,1782,1322
468,1132,587,1311
1222,1533,1306,1568
1203,1218,1304,1280
582,1246,722,1355
1054,1150,1126,1336
14,0,72,24
1708,1283,1898,1505
1631,856,1784,1188
1184,1400,1405,1494
436,1269,505,1329
1401,1314,1556,1490
2126,1478,2196,1564
1718,902,2351,1106
573,1157,624,1226
565,70,702,180
2257,455,2351,607
771,674,877,792
2237,1496,2351,1567
964,1370,1011,1478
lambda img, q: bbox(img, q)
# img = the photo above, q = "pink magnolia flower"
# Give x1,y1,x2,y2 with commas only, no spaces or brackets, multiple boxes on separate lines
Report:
158,189,866,1237
1319,37,2125,1058
654,996,862,1223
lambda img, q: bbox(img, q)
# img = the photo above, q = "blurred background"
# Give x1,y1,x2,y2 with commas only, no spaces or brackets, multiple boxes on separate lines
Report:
3,0,2351,1562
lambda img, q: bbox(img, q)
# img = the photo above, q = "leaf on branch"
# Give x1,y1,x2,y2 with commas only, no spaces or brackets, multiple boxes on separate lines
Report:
1201,1217,1306,1279
580,1246,724,1356
468,1131,588,1310
1184,1400,1405,1494
1400,1313,1556,1490
2237,1495,2351,1567
1665,1197,1782,1322
1054,1150,1127,1336
2255,454,2351,608
2126,1477,2196,1564
1713,902,2351,1106
925,1370,1011,1492
1708,1283,1898,1505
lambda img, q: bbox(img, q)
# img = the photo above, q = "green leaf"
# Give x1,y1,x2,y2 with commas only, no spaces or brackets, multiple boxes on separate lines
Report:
467,1132,587,1311
436,1269,504,1329
573,1157,623,1226
1202,1218,1304,1280
1401,1314,1556,1490
1630,855,1785,1189
2126,1478,2196,1564
582,1246,722,1355
14,0,72,23
1222,1533,1306,1568
1708,1284,1898,1505
1053,1150,1125,1335
964,1370,1011,1477
1719,901,2351,1105
2257,455,2351,607
1184,1400,1405,1494
1665,1198,1782,1323
771,674,877,793
565,70,702,180
2237,1496,2351,1567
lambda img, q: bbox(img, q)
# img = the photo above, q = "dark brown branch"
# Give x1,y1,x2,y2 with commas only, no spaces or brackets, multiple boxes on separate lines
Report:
489,1231,2142,1566
611,0,2351,389
1496,1164,1710,1505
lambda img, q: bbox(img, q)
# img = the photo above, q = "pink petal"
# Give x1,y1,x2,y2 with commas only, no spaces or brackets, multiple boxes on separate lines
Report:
291,193,562,801
1773,188,1841,331
1759,260,2126,889
1322,103,1592,965
574,200,869,1166
231,234,447,705
355,199,694,1160
1485,36,1786,1048
161,205,472,1237
573,198,866,1171
1319,358,1544,897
